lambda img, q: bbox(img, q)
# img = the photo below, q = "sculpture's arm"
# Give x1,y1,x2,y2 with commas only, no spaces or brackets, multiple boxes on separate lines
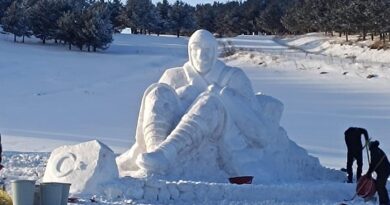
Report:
225,68,257,107
220,86,269,147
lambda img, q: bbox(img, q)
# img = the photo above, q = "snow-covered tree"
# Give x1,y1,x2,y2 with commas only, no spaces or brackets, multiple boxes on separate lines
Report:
124,0,155,34
82,1,113,51
155,0,171,34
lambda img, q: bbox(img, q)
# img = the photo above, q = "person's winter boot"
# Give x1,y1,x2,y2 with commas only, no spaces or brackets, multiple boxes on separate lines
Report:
347,174,353,183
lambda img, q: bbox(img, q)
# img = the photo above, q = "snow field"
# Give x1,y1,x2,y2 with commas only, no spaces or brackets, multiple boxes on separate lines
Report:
1,31,390,204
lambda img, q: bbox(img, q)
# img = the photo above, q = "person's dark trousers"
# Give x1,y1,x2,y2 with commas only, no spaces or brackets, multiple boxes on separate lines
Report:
347,150,363,182
376,172,390,205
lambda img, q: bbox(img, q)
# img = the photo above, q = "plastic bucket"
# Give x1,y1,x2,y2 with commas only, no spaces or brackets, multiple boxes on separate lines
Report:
33,184,40,205
39,183,63,205
11,180,36,205
60,183,71,205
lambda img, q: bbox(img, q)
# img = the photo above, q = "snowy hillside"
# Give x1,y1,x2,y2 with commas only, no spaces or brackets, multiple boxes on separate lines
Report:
1,31,390,204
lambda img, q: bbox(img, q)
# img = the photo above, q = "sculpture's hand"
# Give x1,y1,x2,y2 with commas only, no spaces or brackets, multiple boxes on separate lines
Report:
207,83,222,95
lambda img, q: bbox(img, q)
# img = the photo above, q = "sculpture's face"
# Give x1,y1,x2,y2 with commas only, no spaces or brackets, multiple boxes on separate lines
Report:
188,29,218,75
190,42,215,74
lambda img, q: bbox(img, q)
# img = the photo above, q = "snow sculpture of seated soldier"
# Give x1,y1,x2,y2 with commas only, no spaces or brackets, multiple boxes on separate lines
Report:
117,29,284,178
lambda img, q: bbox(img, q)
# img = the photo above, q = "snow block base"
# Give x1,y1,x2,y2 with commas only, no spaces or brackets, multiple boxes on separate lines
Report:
97,176,350,204
42,140,119,194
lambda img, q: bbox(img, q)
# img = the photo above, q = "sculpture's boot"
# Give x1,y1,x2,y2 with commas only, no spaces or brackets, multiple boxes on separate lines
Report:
142,84,182,152
137,93,226,173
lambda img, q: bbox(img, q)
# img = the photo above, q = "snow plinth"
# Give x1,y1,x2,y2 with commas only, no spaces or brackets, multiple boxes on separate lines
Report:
167,182,180,200
143,186,158,201
124,179,144,200
42,140,119,194
90,178,351,204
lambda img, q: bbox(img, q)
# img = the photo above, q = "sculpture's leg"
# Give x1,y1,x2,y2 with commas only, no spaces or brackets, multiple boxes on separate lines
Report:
116,83,181,175
142,83,182,152
136,92,226,173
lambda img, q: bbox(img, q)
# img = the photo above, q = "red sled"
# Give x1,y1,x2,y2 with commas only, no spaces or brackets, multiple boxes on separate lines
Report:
228,176,253,185
356,175,376,198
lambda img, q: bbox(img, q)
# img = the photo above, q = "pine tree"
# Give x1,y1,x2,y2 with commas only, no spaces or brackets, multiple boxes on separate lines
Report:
156,0,171,34
125,0,155,34
281,0,317,34
256,2,286,34
0,0,14,20
241,0,265,34
169,0,195,37
1,0,31,42
30,0,54,44
82,1,113,51
195,3,216,33
58,10,84,50
149,8,164,35
108,0,123,32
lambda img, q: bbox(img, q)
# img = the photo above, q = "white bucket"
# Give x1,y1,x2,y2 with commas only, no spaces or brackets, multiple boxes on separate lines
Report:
11,180,36,205
60,183,71,205
39,183,63,205
33,184,40,205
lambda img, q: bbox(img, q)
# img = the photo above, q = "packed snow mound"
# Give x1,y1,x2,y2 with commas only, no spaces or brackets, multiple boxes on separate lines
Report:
117,29,344,183
43,140,118,194
278,33,390,64
278,33,331,53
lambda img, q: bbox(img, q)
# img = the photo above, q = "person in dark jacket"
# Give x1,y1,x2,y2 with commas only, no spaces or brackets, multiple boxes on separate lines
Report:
344,127,369,183
0,133,2,169
366,140,390,205
0,133,2,164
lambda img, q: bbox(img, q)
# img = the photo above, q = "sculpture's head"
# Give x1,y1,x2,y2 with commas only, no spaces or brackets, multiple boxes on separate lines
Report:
188,29,218,75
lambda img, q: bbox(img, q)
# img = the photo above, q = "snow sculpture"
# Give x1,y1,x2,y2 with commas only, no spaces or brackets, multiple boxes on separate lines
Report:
117,29,342,182
43,140,118,194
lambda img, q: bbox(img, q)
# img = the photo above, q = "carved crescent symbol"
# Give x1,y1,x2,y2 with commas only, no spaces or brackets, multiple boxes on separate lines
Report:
51,152,77,178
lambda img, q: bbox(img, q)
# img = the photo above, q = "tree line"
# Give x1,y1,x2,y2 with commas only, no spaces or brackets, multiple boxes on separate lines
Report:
282,0,390,43
117,0,390,41
1,0,390,51
0,0,113,51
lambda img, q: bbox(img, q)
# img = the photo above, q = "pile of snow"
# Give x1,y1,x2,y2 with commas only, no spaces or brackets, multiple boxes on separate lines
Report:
276,33,331,53
225,34,390,81
279,33,390,64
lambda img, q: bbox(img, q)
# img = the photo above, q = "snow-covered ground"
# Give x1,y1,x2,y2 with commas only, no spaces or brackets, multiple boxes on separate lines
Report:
1,31,390,204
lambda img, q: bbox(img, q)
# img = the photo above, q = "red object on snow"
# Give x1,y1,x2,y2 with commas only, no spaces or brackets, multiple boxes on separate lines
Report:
228,176,253,184
356,175,376,198
68,197,79,203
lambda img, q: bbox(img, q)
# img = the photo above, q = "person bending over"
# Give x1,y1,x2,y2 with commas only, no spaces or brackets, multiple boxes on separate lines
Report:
344,127,369,183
